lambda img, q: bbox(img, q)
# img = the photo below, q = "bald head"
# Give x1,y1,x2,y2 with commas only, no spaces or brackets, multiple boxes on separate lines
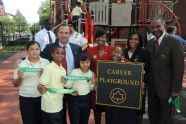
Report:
150,18,166,39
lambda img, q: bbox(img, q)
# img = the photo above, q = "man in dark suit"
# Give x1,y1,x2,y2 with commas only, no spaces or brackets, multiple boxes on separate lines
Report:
41,24,82,71
146,18,184,124
40,24,82,124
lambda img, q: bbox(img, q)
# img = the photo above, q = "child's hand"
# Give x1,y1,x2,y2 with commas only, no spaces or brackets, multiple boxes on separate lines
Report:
61,76,67,83
38,84,48,94
71,91,78,96
18,70,24,79
91,77,96,84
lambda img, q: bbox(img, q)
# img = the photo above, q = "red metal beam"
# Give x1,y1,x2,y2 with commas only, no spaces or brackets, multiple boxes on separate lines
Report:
148,1,181,34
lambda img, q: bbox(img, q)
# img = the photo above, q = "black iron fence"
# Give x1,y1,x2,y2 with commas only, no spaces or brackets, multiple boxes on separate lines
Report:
0,22,38,51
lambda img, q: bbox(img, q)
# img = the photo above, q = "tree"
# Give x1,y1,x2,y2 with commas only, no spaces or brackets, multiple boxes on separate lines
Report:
38,0,50,25
14,10,28,33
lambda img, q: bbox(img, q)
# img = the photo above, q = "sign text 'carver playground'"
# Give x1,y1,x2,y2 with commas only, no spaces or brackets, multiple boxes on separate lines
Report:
96,61,144,109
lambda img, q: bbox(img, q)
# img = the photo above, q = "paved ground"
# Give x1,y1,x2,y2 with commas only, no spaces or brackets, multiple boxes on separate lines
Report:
0,51,186,124
0,52,17,62
143,88,186,124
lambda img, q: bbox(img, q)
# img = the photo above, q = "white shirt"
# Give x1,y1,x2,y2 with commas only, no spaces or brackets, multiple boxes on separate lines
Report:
65,68,94,95
40,62,66,113
69,32,88,47
59,42,75,75
158,32,166,45
35,28,56,51
71,6,83,16
13,57,50,97
128,51,133,59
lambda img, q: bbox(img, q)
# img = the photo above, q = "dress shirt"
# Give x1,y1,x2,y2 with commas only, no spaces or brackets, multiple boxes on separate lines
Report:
68,31,87,47
158,32,166,45
35,28,56,51
59,42,75,75
71,6,83,16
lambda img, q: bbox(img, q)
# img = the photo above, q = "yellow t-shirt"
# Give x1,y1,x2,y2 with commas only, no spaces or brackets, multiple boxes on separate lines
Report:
39,62,66,113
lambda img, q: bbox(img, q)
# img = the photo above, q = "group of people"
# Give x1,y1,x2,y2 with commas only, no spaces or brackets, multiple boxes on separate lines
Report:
12,17,184,124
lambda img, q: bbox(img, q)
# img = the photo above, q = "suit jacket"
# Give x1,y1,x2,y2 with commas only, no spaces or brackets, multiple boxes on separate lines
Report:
146,33,184,98
41,41,82,68
123,47,150,85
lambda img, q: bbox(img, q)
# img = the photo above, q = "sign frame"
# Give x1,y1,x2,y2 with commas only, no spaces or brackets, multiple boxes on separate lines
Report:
96,61,144,110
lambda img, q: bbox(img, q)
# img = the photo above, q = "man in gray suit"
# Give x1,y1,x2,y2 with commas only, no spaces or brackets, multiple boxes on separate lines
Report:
146,18,184,124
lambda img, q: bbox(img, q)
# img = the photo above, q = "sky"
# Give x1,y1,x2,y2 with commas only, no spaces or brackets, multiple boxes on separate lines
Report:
3,0,46,24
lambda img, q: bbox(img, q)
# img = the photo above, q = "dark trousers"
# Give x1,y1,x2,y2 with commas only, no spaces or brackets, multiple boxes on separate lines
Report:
62,94,68,124
19,96,41,124
68,94,91,124
107,107,138,124
94,105,110,124
72,16,80,31
42,110,64,124
148,88,174,124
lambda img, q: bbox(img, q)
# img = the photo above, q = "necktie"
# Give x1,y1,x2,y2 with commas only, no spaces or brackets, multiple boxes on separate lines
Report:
47,31,52,44
61,46,67,71
154,40,160,55
155,40,159,47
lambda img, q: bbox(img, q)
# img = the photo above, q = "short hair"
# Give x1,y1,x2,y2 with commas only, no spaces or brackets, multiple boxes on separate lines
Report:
151,17,165,26
51,45,62,53
79,52,92,61
43,18,51,25
95,29,107,39
26,41,40,51
166,26,176,34
56,23,72,34
76,2,82,7
113,45,123,51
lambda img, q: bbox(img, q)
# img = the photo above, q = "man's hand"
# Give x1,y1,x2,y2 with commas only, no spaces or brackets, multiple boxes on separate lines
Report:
171,92,180,99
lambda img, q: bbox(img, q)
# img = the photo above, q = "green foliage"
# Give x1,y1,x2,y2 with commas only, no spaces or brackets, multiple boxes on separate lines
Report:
14,10,29,32
0,10,29,33
14,10,27,24
0,18,14,25
29,23,40,36
38,0,50,25
0,45,26,52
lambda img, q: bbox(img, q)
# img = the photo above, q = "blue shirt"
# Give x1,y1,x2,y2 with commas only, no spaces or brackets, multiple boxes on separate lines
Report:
171,34,186,47
59,42,75,75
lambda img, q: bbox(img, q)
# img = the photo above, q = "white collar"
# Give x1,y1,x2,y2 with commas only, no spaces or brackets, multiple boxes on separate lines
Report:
158,32,166,45
58,42,70,48
25,57,42,65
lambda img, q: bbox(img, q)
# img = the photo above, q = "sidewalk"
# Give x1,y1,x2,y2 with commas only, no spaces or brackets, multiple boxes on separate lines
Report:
0,51,26,124
0,51,95,124
0,51,186,124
